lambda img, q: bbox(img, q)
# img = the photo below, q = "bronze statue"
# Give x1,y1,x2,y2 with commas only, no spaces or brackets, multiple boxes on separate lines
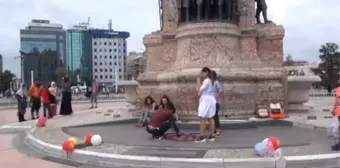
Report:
255,0,272,24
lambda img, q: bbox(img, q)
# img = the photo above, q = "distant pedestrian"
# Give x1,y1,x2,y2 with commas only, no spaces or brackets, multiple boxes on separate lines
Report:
90,79,99,109
60,77,73,115
29,81,41,119
15,84,27,122
41,83,52,118
49,81,58,116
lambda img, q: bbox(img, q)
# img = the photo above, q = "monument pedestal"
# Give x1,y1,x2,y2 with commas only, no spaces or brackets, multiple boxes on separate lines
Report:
137,0,286,119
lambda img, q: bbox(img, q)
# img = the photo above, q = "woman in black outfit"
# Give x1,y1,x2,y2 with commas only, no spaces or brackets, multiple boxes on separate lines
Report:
60,77,73,115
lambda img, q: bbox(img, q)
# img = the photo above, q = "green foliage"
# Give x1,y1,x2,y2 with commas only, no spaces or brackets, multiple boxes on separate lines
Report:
313,42,340,90
283,53,294,66
0,70,16,92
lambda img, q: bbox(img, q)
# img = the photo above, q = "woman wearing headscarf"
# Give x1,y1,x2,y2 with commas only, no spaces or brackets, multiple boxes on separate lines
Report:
49,81,58,116
15,84,28,122
59,77,73,115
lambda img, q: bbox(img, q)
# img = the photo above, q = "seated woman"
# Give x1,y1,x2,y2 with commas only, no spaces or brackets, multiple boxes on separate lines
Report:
146,108,180,140
159,95,178,120
137,96,158,127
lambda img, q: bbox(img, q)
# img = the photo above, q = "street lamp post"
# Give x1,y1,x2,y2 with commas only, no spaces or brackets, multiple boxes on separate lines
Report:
15,51,25,83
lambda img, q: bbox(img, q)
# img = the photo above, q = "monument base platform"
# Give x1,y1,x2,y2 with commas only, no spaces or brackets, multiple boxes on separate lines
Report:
137,68,285,118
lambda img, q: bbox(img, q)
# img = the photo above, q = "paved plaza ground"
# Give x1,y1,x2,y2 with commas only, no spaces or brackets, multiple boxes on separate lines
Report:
0,97,339,167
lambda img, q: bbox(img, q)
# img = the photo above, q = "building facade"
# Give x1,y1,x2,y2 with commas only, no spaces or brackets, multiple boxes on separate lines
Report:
127,52,146,80
66,23,92,84
20,19,66,84
90,29,129,84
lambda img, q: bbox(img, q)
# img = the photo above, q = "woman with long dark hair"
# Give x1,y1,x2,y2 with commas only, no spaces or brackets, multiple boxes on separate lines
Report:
60,77,73,115
195,67,216,142
137,96,159,127
211,70,222,137
159,95,176,114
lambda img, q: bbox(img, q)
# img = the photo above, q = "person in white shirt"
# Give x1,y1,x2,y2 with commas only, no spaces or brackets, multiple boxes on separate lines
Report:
195,67,217,143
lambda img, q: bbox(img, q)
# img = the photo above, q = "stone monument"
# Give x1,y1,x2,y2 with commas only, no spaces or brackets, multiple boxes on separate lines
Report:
137,0,286,119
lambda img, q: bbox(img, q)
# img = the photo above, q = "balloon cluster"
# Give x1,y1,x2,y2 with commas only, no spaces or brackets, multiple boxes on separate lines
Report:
36,117,48,127
62,133,103,152
254,136,281,157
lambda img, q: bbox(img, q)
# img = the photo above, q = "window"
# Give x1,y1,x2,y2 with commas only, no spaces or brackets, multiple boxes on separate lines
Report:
118,49,121,52
114,49,117,52
114,62,117,66
109,62,112,65
105,69,107,72
104,42,107,45
119,69,122,72
119,75,122,79
109,69,112,72
110,75,112,79
94,49,97,52
114,42,116,46
99,55,102,59
100,69,103,72
99,62,102,65
104,49,107,52
105,75,108,79
94,69,97,72
99,49,102,52
109,42,111,45
109,56,112,59
94,62,97,65
95,75,97,79
104,56,107,59
109,49,112,52
94,42,97,45
114,56,117,59
94,55,97,59
100,75,103,79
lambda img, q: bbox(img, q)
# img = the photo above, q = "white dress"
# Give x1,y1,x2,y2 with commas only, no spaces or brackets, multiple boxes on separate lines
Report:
198,78,217,118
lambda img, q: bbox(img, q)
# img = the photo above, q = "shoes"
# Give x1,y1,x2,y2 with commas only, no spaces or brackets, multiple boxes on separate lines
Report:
195,136,206,143
206,135,216,142
331,143,340,151
215,130,221,137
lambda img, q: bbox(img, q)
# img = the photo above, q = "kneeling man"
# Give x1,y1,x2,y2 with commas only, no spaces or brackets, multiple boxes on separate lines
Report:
146,109,180,140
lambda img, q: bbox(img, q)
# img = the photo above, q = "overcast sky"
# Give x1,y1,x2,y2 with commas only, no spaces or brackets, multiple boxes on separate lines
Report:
0,0,339,76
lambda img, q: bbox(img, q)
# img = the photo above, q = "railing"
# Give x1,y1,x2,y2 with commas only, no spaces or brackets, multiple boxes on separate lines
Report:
309,89,335,97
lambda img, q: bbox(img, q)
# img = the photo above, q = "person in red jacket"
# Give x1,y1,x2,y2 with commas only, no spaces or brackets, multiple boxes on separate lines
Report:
41,83,52,118
146,109,180,140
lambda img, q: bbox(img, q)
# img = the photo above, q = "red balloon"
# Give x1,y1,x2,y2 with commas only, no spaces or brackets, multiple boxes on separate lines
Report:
268,137,280,150
84,133,93,144
62,140,75,152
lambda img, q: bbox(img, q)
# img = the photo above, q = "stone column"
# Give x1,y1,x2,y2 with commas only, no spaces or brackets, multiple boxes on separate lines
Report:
237,0,255,29
218,0,223,19
197,0,203,20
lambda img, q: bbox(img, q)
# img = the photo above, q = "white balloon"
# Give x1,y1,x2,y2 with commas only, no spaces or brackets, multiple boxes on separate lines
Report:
91,135,102,146
263,138,269,143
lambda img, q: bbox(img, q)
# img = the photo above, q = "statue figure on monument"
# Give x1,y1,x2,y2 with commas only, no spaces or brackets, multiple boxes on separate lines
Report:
255,0,272,24
168,0,177,21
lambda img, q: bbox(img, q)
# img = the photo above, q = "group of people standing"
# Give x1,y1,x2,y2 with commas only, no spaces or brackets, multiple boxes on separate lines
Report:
15,77,74,122
143,67,222,143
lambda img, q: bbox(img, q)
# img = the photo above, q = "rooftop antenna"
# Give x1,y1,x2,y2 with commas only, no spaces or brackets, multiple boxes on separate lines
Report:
87,17,90,25
108,19,112,30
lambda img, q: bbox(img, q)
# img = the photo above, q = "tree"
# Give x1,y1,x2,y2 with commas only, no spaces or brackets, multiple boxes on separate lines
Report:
56,67,68,84
283,53,294,66
313,42,340,91
0,70,16,92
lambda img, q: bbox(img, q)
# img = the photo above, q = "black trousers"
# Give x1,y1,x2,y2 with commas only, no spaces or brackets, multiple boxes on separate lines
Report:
146,122,171,137
213,103,221,129
18,112,25,122
31,97,41,113
43,103,52,118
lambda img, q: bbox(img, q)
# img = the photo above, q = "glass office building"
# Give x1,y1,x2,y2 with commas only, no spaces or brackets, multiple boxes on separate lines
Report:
20,19,66,84
67,29,92,84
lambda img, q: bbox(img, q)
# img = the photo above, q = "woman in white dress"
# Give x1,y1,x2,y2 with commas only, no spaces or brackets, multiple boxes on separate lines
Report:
195,67,217,142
